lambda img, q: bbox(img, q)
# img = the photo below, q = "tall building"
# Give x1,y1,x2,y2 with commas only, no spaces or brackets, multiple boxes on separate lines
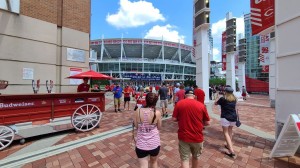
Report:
244,13,267,80
0,0,91,94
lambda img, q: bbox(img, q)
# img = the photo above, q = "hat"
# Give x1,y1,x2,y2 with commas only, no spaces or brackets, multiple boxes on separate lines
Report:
225,87,234,93
185,89,194,95
176,83,180,87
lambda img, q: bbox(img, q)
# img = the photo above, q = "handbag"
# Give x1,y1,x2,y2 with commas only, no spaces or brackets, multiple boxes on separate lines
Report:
236,109,241,127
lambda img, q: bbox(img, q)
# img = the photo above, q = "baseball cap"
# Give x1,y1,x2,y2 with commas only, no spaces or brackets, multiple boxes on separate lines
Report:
176,83,180,87
185,89,194,95
225,87,234,93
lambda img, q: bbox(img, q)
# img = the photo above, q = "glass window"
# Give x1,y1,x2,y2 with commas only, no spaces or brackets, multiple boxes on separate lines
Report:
0,0,20,13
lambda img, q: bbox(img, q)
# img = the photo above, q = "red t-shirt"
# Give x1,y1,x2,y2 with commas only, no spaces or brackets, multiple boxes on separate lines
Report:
155,85,160,91
136,93,147,106
194,88,205,104
77,83,90,92
124,87,132,97
172,99,210,143
176,89,185,102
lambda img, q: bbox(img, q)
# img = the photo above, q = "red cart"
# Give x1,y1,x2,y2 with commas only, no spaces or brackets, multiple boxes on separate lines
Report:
0,92,105,150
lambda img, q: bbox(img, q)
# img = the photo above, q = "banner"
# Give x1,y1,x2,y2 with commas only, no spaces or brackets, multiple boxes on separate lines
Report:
123,73,161,81
70,68,82,85
221,31,226,71
250,0,275,35
259,34,270,65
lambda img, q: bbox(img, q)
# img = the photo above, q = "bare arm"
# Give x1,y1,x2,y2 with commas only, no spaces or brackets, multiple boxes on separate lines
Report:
156,110,162,130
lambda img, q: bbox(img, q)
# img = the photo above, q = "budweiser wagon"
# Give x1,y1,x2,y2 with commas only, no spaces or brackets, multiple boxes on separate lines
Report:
0,87,105,150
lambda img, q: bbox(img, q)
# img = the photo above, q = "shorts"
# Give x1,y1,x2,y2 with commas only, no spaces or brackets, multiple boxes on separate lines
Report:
124,97,130,102
220,118,236,127
179,140,203,160
160,99,168,108
114,98,121,105
135,146,160,158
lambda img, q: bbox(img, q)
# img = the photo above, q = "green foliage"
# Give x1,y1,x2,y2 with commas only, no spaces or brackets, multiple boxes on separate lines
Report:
209,78,226,86
184,80,196,86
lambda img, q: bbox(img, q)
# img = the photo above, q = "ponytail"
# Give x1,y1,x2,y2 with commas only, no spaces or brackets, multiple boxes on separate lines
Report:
151,106,156,124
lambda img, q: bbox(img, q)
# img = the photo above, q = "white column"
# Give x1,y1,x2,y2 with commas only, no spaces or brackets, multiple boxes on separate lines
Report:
269,37,276,108
195,27,209,103
100,38,104,61
226,52,236,91
237,62,246,90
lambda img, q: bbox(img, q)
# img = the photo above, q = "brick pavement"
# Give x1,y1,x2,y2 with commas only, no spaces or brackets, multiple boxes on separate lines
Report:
20,94,300,168
2,94,300,167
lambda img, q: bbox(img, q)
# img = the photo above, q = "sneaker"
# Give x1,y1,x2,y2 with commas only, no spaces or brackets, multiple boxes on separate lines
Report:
118,109,121,112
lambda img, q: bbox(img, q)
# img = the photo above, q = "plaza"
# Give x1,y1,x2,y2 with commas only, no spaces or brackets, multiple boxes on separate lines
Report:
0,94,298,167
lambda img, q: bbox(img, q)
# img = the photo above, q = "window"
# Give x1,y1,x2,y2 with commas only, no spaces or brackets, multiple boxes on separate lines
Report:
0,0,20,14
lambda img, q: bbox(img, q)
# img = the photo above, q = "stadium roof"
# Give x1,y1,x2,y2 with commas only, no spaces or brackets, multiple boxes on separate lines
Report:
90,38,195,63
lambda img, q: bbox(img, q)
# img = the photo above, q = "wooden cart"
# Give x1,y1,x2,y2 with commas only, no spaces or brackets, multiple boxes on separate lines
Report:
0,92,105,150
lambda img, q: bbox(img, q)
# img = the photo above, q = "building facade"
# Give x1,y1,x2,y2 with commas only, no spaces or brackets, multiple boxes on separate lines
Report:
90,38,196,85
244,13,268,80
0,0,91,94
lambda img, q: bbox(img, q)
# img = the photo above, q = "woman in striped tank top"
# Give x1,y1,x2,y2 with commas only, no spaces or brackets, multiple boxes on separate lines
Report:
133,92,162,168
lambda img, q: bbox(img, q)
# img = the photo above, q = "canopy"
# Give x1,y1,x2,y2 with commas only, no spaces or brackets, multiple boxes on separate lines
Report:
66,70,113,80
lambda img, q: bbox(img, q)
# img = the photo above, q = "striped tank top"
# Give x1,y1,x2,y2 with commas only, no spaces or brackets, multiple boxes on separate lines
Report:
136,108,160,150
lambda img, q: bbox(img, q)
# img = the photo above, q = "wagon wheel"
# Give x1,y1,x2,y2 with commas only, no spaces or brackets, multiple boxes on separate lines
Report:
0,126,15,151
71,104,102,132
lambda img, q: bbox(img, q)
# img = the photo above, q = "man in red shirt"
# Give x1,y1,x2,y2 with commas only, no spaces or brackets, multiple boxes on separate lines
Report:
172,89,210,168
123,85,132,110
174,85,185,105
77,78,90,92
193,85,205,104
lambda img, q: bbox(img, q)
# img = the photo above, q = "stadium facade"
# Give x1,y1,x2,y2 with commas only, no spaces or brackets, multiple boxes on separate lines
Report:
89,38,196,85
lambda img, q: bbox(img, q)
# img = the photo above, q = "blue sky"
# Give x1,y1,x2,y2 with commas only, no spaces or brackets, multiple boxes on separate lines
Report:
91,0,250,61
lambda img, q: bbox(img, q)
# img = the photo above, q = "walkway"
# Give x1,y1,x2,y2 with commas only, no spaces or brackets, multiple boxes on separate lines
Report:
0,94,299,167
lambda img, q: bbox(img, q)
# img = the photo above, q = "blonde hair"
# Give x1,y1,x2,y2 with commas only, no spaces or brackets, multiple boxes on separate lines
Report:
225,92,237,102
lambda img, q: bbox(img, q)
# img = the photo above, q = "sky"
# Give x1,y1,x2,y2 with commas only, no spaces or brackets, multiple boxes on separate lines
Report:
91,0,250,62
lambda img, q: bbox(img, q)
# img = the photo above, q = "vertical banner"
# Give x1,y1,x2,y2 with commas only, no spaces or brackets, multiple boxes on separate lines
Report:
70,68,82,85
259,34,270,65
221,31,226,71
250,0,275,35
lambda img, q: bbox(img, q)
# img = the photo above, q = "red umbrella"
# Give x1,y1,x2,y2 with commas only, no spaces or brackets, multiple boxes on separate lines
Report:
67,70,113,80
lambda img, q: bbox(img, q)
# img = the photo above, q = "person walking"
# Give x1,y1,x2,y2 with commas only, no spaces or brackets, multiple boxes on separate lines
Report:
158,83,169,117
193,85,205,104
241,86,247,100
112,83,123,112
214,86,238,158
123,85,132,111
172,89,210,168
174,84,185,105
133,93,162,168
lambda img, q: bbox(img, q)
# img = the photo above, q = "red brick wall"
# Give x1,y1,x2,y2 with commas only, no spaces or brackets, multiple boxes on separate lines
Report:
20,0,90,33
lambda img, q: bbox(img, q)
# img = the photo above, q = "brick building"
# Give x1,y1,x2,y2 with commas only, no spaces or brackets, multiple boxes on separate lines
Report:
0,0,91,94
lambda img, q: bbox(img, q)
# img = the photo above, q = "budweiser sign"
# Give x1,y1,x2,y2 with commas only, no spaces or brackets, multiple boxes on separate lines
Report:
0,102,34,109
250,0,275,35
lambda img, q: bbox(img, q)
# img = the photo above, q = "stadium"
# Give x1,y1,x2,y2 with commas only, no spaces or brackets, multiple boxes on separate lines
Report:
89,38,196,85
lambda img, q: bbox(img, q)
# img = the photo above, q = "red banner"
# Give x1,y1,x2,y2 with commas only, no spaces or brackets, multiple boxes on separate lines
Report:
250,0,275,35
222,31,226,71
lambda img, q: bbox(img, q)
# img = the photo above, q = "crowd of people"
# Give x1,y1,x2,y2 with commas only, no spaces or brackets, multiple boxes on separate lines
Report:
76,79,240,168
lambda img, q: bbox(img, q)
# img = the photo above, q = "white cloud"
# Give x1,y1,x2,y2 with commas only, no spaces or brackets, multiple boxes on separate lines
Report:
144,24,185,43
213,48,221,61
211,16,245,61
106,0,165,28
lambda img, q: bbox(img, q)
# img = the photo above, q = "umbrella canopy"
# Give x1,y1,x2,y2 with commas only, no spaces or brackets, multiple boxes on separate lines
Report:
67,70,113,80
